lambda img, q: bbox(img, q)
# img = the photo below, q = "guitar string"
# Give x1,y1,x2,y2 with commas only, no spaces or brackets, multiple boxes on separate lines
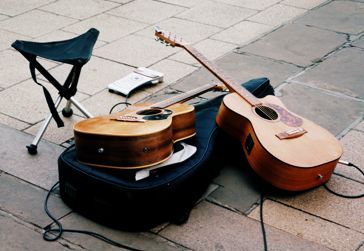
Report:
182,43,281,122
157,33,291,128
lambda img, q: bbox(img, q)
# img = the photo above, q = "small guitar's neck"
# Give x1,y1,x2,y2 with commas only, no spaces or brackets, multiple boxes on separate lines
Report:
153,83,219,108
183,45,261,106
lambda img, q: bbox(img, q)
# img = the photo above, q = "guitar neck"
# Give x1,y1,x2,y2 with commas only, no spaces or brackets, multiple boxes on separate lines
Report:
183,45,261,106
153,83,219,108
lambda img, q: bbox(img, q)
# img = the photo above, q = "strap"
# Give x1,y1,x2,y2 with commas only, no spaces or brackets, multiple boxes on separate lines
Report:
28,55,64,127
66,66,81,97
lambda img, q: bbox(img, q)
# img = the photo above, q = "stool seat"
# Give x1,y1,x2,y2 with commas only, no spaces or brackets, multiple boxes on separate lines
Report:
12,28,99,65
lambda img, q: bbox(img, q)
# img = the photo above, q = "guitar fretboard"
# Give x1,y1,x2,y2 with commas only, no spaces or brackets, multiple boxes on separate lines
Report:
183,45,261,106
153,83,218,108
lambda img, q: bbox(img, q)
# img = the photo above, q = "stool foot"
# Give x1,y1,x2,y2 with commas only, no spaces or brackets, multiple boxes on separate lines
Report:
27,144,38,155
62,107,73,117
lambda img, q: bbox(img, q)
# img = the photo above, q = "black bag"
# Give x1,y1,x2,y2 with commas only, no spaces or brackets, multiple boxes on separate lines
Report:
58,78,274,231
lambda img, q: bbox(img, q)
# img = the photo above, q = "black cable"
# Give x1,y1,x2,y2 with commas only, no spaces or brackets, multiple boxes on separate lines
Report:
258,161,362,251
324,161,364,198
260,193,268,251
109,93,132,114
43,182,143,251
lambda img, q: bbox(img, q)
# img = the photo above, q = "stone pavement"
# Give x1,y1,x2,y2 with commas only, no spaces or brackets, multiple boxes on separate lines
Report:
0,0,363,250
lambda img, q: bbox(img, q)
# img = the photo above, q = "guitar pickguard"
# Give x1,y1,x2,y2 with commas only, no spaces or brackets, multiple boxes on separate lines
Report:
268,104,303,127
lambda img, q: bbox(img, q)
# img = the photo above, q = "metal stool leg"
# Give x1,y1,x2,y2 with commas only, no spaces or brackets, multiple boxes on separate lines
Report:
27,96,93,155
62,100,73,117
69,97,93,118
27,96,63,155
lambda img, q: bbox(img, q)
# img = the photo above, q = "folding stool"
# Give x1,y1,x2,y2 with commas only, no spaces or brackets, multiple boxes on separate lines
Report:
12,28,99,154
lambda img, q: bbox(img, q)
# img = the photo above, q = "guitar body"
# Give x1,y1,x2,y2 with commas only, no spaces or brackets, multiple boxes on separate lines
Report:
216,93,343,191
74,103,195,169
154,28,344,191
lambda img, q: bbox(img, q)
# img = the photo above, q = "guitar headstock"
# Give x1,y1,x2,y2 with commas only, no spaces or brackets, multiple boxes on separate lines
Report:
154,26,186,48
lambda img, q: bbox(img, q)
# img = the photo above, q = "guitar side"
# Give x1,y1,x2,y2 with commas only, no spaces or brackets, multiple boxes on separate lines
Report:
216,93,343,191
74,103,195,169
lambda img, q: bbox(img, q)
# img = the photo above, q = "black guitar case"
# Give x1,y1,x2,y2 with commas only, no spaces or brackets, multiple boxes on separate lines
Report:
58,78,274,231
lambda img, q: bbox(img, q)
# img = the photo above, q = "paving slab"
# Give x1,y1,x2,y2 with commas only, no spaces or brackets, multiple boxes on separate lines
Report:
352,35,364,49
249,199,364,251
0,49,36,89
238,23,346,67
36,29,106,49
293,47,364,99
172,52,301,92
40,0,119,20
110,0,133,3
160,201,330,251
0,124,64,189
24,115,82,145
63,14,148,43
0,79,87,124
176,1,256,28
0,29,30,52
136,17,221,44
57,213,187,251
356,120,364,132
0,10,76,38
80,89,151,116
359,243,364,251
0,113,29,131
208,164,262,213
108,0,186,24
281,0,328,9
0,211,75,251
272,175,364,233
150,59,197,86
247,4,306,27
0,14,8,20
211,21,272,46
277,83,364,136
0,172,71,227
156,0,198,7
169,39,236,66
39,56,134,96
0,0,53,16
297,0,364,35
94,34,177,67
336,130,364,183
213,0,281,11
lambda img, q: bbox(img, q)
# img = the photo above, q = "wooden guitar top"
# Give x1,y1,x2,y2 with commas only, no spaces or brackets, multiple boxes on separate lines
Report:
220,93,343,168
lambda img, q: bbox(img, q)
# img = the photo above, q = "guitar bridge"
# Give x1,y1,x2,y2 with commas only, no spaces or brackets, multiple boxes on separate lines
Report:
112,115,146,122
276,127,307,139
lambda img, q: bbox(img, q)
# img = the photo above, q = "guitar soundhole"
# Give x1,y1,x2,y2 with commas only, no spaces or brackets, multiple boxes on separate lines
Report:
136,108,163,116
255,105,278,121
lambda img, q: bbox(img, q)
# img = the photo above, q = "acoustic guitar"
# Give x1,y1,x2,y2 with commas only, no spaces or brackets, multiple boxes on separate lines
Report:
74,82,223,169
155,28,343,191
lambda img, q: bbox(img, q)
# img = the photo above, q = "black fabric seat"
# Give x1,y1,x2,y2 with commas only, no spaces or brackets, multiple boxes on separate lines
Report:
12,28,99,65
12,28,99,154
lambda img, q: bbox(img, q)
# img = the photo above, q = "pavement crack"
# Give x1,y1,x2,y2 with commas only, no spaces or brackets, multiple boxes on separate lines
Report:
268,198,364,234
355,240,364,251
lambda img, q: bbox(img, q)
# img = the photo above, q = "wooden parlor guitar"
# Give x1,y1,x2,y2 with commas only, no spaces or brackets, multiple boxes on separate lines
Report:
74,82,224,169
155,27,343,191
